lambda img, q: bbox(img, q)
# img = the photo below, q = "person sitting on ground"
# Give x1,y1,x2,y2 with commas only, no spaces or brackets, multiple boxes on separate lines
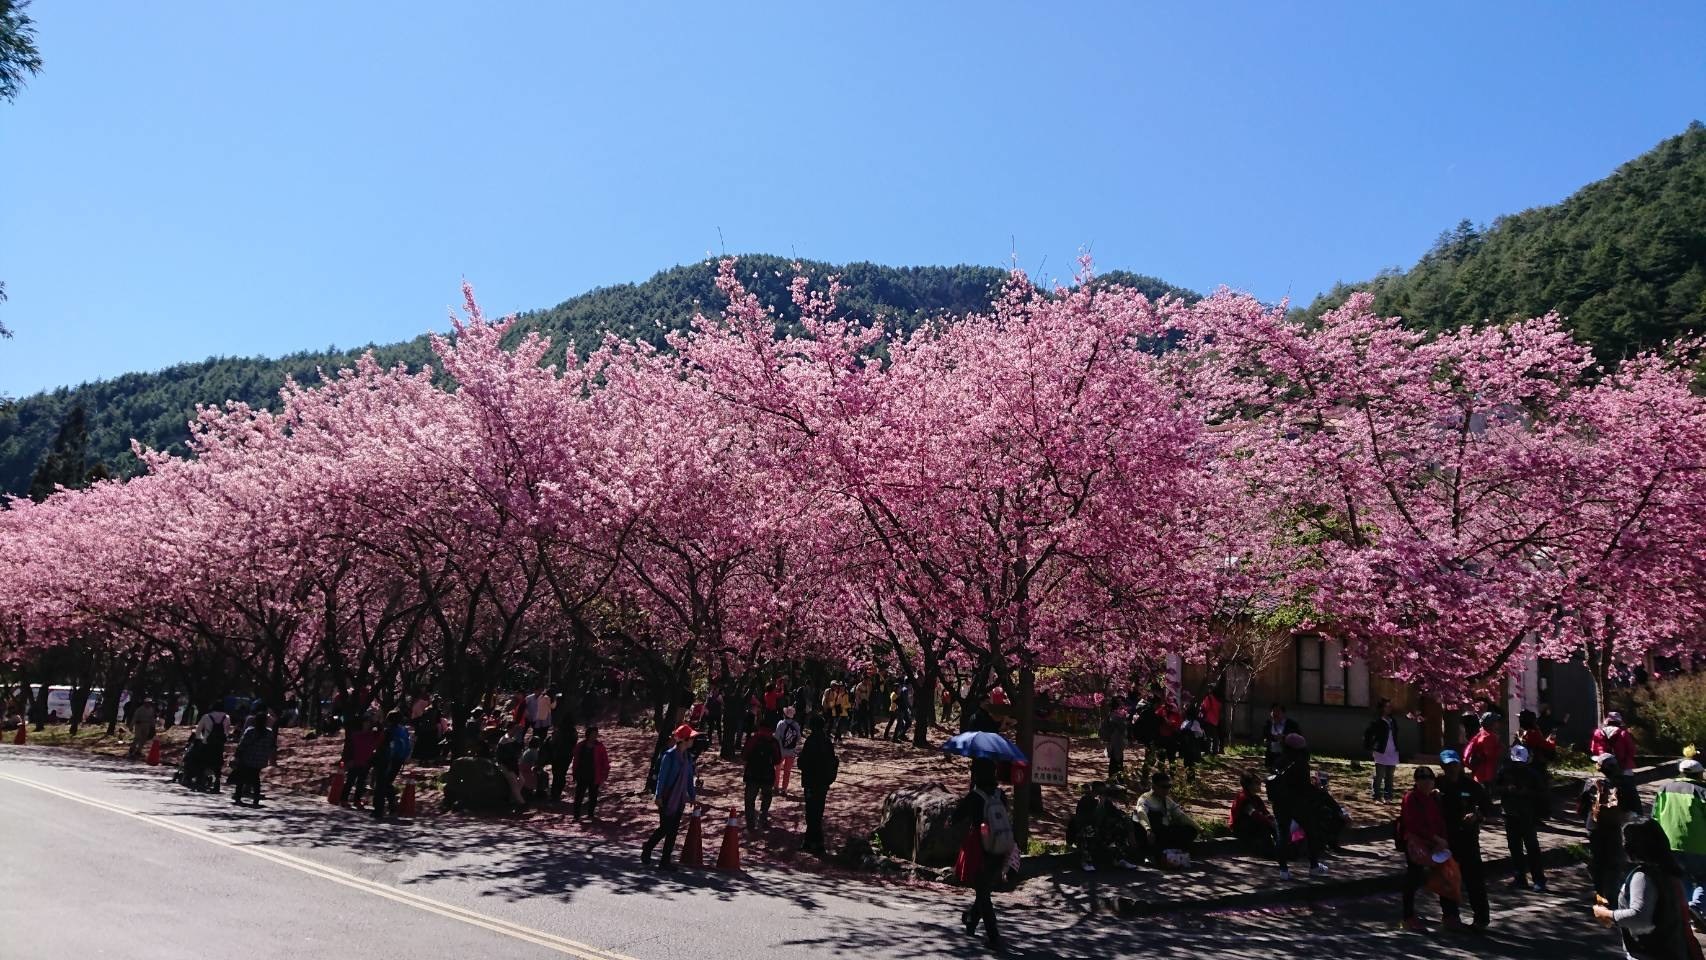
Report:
1068,782,1100,854
1072,783,1141,872
518,734,542,800
1139,772,1198,865
493,724,527,806
1230,770,1277,854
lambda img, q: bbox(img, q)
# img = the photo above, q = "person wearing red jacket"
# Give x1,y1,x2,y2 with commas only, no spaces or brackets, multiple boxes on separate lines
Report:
570,725,611,819
1200,688,1225,756
1399,766,1454,931
1463,712,1503,785
1591,713,1637,775
340,717,383,807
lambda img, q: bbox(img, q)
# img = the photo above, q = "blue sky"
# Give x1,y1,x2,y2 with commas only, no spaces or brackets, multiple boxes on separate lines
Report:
3,2,1703,395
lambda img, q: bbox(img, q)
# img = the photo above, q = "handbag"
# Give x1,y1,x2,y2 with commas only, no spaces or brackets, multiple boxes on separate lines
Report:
954,827,985,885
1425,856,1462,902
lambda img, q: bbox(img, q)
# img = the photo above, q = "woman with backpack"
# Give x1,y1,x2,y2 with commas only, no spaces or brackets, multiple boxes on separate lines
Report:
775,706,803,796
371,710,413,821
1593,818,1706,960
951,757,1013,952
231,713,276,807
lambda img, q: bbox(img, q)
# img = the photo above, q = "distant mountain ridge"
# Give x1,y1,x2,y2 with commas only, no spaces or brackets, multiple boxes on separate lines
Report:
1298,122,1706,357
0,256,1192,495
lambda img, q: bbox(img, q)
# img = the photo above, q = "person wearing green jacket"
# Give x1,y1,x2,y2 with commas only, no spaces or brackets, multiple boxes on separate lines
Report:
1653,756,1706,923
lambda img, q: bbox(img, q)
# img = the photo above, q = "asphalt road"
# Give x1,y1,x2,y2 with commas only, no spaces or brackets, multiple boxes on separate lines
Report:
0,747,1635,960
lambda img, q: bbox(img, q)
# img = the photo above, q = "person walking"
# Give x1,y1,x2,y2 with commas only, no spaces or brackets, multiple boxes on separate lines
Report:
1463,712,1503,786
703,690,723,741
1200,687,1224,756
1653,756,1706,925
1268,732,1326,879
797,715,839,855
743,720,782,830
1586,753,1646,904
887,682,914,743
775,706,803,796
1177,693,1203,784
1499,744,1549,892
822,681,851,742
1593,818,1704,960
547,722,577,803
1438,750,1492,931
196,703,233,793
127,699,157,761
1262,704,1301,773
641,724,698,870
231,713,276,806
1365,698,1401,803
571,725,610,819
371,710,413,821
1100,706,1128,783
1593,713,1639,778
524,685,554,737
340,717,382,806
1398,766,1454,932
951,757,1013,952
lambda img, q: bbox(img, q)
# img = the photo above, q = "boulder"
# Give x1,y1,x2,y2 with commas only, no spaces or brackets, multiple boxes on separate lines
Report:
874,782,961,867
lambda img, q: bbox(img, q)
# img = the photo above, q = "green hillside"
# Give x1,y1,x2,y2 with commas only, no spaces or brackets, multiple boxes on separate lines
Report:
1300,122,1706,358
0,257,1191,495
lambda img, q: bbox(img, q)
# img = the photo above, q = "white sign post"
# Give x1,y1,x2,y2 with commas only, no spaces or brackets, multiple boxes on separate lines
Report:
1032,734,1070,787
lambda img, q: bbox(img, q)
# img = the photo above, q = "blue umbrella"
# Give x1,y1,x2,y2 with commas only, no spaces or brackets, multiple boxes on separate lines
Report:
941,731,1026,762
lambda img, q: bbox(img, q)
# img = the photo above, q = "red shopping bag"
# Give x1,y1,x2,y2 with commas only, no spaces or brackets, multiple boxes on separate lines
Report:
954,827,985,885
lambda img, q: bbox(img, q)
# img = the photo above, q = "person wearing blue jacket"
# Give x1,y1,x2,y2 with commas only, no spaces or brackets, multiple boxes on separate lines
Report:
371,710,413,821
642,724,698,871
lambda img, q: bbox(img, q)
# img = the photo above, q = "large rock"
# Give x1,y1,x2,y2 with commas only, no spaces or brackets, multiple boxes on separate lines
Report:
874,782,962,867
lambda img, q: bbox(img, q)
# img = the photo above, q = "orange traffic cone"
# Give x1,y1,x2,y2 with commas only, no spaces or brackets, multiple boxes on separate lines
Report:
327,766,346,804
400,777,417,817
12,725,24,746
146,737,162,766
715,808,742,872
681,808,705,867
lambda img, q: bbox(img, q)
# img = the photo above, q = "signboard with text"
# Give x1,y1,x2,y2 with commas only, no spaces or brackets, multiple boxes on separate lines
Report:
1032,734,1070,787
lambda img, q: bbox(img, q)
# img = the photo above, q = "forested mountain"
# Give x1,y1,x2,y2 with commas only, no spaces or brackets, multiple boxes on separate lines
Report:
0,257,1191,495
10,121,1701,499
1299,122,1706,357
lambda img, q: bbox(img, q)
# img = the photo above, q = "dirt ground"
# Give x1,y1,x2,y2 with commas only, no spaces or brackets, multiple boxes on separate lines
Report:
19,718,1417,869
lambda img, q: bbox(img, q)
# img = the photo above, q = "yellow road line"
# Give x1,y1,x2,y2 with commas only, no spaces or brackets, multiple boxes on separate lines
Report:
0,771,640,960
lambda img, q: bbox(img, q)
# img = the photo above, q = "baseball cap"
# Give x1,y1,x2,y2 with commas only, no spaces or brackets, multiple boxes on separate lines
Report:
1438,750,1462,765
672,723,698,741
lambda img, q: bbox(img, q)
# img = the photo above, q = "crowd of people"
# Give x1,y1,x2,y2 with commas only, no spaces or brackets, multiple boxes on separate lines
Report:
76,671,1706,957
